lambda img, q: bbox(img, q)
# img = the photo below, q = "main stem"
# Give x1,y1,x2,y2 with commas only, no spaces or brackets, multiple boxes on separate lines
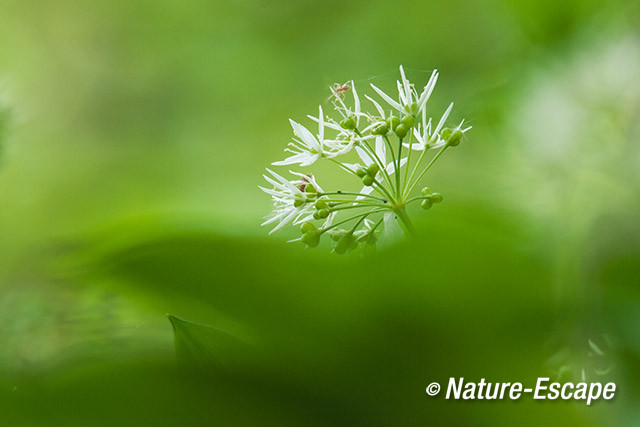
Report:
394,205,416,237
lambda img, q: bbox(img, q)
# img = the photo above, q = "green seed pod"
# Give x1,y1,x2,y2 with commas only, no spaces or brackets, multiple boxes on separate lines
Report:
317,208,329,219
294,198,304,208
421,199,433,210
301,231,320,247
394,123,408,138
409,102,418,114
314,199,328,210
446,129,463,147
367,163,379,176
388,116,400,131
441,127,452,140
304,183,317,193
356,167,367,178
362,174,375,186
340,117,356,130
430,192,443,203
300,222,316,234
421,187,431,195
372,122,389,135
313,211,321,220
401,115,415,128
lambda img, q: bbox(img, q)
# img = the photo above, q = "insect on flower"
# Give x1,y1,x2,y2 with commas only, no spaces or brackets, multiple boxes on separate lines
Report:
329,82,351,100
262,65,471,254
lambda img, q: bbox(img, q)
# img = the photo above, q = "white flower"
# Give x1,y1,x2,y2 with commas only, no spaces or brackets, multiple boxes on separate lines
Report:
275,105,362,167
259,169,323,233
404,103,472,151
272,115,325,167
369,65,439,117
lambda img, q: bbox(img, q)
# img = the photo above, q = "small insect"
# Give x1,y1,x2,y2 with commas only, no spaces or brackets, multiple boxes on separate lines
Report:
329,82,351,100
297,173,313,192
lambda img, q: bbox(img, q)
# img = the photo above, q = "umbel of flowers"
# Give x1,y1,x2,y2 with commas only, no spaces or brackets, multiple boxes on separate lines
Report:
261,66,471,254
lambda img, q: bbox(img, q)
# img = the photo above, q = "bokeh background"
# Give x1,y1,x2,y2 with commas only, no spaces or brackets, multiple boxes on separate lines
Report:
1,0,639,425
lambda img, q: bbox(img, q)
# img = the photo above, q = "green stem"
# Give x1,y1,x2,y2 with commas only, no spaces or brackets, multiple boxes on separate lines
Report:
403,130,414,193
394,206,416,237
319,191,387,202
404,145,448,199
360,139,395,191
321,209,386,234
404,149,426,199
355,129,395,192
396,137,403,198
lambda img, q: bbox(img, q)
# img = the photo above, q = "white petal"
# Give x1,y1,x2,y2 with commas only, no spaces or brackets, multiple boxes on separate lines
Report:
417,70,438,110
370,83,404,112
375,136,386,165
399,65,412,104
355,146,373,166
365,95,385,117
266,168,301,195
289,119,320,151
355,185,374,201
308,115,343,131
269,208,299,234
299,153,321,167
351,80,361,124
386,157,407,175
432,102,453,140
272,152,315,166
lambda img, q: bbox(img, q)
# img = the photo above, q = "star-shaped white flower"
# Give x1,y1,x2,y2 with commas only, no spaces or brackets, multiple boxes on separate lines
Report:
259,169,323,233
403,103,472,151
275,105,362,167
369,65,439,117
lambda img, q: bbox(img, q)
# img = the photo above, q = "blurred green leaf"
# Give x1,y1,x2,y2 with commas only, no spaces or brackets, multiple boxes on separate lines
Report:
168,314,248,370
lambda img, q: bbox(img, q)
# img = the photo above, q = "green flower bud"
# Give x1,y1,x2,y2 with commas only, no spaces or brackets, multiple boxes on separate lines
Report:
446,129,463,147
358,232,377,246
317,208,329,219
388,116,400,131
366,163,379,176
334,232,355,255
401,115,415,128
421,187,431,195
314,199,328,210
430,192,443,203
421,199,433,210
340,117,356,130
366,233,377,245
409,102,418,114
394,123,409,138
362,175,375,186
301,231,320,247
300,222,316,234
372,122,389,135
331,230,348,241
356,167,367,178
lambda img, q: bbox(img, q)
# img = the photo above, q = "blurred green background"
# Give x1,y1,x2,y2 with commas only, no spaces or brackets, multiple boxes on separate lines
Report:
1,0,639,425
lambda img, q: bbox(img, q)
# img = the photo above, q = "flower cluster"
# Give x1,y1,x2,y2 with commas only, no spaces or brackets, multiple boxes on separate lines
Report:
261,66,471,253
